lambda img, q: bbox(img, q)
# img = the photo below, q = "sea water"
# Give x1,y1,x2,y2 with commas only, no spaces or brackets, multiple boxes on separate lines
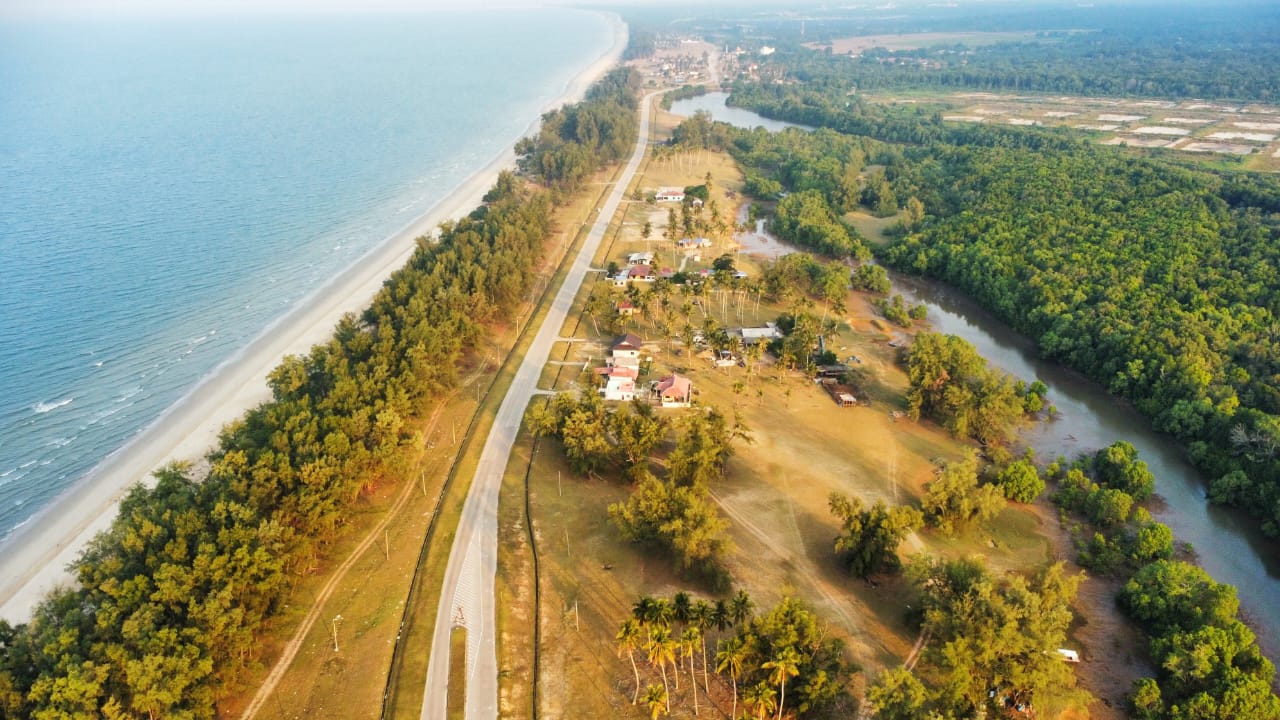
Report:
0,9,614,540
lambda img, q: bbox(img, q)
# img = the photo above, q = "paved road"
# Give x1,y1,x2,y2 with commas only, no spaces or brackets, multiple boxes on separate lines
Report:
420,90,657,720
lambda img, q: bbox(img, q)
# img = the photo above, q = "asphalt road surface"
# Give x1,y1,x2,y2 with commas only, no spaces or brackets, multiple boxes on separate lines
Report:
420,90,657,720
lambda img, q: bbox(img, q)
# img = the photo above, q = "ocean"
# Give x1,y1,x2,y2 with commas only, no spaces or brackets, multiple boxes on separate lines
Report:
0,9,614,541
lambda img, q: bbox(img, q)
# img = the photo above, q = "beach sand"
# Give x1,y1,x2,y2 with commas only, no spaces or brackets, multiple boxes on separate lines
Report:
0,12,626,624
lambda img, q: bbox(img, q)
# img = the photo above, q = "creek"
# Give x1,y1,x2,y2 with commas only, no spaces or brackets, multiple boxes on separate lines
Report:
670,91,1280,650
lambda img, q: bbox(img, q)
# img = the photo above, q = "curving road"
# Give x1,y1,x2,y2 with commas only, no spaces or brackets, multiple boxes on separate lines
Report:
420,89,658,720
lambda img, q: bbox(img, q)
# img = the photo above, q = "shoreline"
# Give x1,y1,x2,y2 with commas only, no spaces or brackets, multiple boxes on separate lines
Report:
0,11,627,623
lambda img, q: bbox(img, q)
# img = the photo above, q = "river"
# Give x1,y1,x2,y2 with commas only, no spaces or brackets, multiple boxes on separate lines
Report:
670,91,1280,650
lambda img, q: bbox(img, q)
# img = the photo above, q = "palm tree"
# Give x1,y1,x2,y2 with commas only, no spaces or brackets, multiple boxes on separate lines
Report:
616,619,644,704
646,626,676,706
711,600,731,633
635,596,673,630
729,590,755,627
690,600,713,693
716,636,748,719
672,591,692,626
745,681,777,720
681,627,701,715
643,683,668,720
762,647,801,720
633,595,658,624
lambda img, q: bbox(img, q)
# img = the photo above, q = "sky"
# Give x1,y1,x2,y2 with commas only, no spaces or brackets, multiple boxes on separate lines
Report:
0,0,618,19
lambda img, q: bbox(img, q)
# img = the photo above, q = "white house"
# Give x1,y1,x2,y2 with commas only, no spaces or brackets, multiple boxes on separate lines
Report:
655,187,686,203
601,374,636,402
610,333,644,370
740,322,783,342
626,251,654,266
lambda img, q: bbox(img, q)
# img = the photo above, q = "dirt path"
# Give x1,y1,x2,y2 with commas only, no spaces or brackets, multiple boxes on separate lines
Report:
238,402,449,720
708,490,862,634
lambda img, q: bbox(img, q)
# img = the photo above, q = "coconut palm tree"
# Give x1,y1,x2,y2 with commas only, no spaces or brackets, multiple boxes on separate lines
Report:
646,626,677,705
681,627,701,715
745,681,777,720
635,595,673,630
616,619,644,704
716,636,748,719
729,590,755,627
672,591,692,626
711,599,731,634
690,600,713,693
643,683,668,720
762,647,801,720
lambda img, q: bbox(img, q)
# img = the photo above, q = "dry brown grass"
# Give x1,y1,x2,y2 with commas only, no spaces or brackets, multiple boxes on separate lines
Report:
219,136,633,720
508,133,1078,716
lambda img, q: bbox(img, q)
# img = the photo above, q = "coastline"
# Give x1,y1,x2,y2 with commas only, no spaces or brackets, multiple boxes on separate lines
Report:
0,11,627,624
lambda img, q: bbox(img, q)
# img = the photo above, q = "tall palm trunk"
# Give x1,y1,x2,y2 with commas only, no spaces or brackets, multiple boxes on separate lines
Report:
689,655,699,715
701,638,710,694
730,675,738,720
776,678,786,720
629,650,640,704
660,663,670,713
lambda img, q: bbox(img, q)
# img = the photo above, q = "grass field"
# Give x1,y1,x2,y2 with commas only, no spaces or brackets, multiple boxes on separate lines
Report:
498,112,1093,717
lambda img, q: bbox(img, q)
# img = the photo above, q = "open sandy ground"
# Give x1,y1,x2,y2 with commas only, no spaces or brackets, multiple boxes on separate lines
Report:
0,12,627,624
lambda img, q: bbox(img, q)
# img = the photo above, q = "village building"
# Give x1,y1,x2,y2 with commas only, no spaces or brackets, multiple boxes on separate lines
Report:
655,373,693,408
597,364,639,402
738,322,779,343
626,251,654,266
616,299,637,317
655,187,686,203
609,332,644,369
600,373,636,402
627,264,655,282
677,237,712,250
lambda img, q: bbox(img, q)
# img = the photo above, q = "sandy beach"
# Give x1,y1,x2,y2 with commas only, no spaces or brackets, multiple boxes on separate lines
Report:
0,12,626,624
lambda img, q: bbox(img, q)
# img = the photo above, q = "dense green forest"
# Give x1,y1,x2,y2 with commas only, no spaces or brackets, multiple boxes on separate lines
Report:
0,68,640,719
712,80,1280,549
1046,445,1280,719
670,55,1280,716
784,4,1280,103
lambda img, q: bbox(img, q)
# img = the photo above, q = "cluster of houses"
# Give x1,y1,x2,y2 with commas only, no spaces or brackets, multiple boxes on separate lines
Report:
596,332,692,407
612,251,659,286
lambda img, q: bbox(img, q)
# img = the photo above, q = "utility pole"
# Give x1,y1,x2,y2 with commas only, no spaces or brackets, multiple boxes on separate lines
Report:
331,614,344,652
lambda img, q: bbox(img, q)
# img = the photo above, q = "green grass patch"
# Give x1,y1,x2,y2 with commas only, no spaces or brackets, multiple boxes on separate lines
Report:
447,627,467,720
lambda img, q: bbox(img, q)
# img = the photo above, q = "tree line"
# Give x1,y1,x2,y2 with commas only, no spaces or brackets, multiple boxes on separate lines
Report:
1047,444,1280,719
717,72,1280,550
708,73,1280,715
781,8,1280,104
517,67,641,200
0,69,640,719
